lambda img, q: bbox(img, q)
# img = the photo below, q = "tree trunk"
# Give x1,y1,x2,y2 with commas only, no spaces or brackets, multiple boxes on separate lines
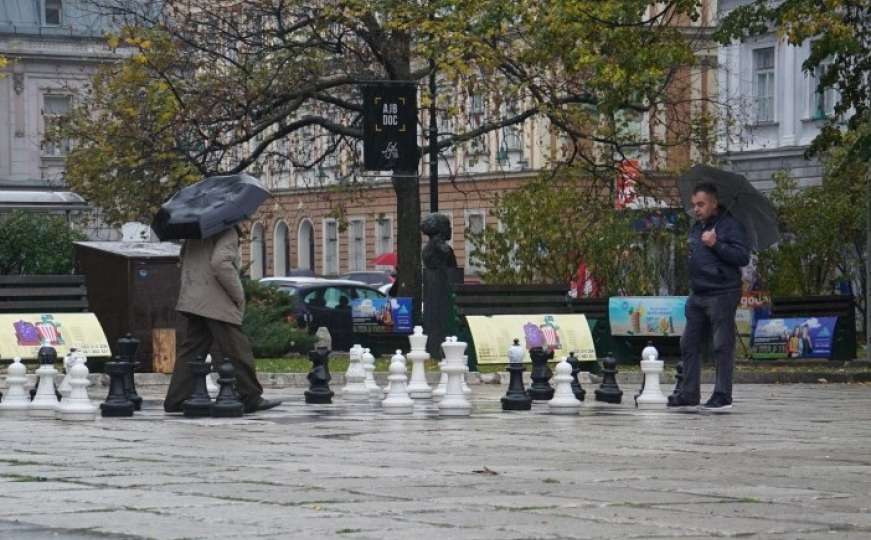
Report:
393,173,423,321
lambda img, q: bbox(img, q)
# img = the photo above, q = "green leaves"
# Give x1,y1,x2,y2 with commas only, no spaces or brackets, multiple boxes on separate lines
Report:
0,211,86,275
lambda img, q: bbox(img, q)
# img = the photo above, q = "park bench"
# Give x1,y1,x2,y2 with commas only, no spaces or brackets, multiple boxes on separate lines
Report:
770,294,856,361
0,274,89,313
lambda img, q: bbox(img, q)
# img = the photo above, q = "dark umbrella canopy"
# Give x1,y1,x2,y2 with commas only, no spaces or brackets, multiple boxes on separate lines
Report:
151,173,270,241
678,164,780,251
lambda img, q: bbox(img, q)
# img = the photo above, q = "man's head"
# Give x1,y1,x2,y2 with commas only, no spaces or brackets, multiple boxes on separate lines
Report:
690,182,720,222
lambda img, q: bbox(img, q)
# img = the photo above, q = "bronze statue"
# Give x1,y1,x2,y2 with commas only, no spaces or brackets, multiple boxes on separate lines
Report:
421,214,458,358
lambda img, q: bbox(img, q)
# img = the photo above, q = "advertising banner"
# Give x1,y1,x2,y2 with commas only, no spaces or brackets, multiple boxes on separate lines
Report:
362,82,418,171
0,313,110,359
750,316,837,359
609,297,687,337
352,297,413,334
466,314,596,364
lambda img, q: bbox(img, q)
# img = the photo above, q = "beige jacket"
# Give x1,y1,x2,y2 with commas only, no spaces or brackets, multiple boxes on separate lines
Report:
175,228,245,325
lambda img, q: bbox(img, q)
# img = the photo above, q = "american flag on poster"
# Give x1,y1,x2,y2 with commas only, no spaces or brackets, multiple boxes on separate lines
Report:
36,322,62,345
615,159,641,210
540,325,560,350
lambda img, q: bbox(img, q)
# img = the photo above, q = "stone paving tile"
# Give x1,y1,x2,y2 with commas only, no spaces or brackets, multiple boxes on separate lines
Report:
0,384,869,539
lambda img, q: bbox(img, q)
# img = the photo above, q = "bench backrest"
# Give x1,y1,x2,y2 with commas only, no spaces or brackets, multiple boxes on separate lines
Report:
0,275,89,313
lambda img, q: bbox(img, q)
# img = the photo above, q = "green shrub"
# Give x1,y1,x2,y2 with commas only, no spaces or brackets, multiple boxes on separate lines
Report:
0,210,86,274
241,278,315,357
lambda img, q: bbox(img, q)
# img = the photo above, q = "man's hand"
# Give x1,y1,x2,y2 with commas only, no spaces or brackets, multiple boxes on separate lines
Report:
702,229,717,247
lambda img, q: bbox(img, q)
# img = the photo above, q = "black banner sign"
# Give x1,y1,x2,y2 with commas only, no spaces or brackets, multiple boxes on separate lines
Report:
362,82,418,172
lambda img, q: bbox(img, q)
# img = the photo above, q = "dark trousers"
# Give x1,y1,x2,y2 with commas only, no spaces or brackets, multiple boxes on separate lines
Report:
679,291,741,400
164,313,263,412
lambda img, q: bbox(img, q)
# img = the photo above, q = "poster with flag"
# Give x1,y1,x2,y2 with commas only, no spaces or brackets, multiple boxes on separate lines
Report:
615,159,641,209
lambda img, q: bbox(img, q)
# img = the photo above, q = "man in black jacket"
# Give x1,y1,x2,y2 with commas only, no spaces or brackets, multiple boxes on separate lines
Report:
670,182,750,412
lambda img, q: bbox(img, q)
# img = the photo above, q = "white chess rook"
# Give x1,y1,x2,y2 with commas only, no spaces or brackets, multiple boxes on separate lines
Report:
56,360,98,421
342,344,370,400
381,350,414,414
30,360,59,417
437,337,472,417
361,348,382,400
636,343,667,408
406,326,432,399
0,357,31,412
548,359,582,414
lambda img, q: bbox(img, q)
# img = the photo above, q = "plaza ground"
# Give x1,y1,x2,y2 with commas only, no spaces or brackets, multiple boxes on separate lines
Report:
0,384,869,539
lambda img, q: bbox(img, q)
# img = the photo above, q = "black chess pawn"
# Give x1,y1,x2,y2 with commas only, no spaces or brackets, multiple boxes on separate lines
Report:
118,334,143,411
594,353,623,404
304,345,334,404
527,346,555,401
30,346,62,400
566,352,586,401
671,361,684,397
100,356,135,417
210,359,244,417
502,339,532,411
182,356,213,417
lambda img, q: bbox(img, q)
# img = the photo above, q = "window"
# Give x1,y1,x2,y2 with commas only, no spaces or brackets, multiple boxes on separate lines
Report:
465,211,485,275
324,220,339,275
42,94,71,157
348,218,365,272
810,63,837,119
44,0,62,26
376,216,392,255
753,47,775,123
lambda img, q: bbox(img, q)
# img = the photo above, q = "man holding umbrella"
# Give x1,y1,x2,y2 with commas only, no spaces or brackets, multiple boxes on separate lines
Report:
670,181,750,412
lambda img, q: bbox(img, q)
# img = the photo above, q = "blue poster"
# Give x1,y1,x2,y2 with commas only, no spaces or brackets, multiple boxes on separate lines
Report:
351,297,413,334
750,317,837,359
609,297,687,337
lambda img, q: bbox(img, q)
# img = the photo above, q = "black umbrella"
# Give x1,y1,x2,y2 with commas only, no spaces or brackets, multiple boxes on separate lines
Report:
678,164,780,251
151,173,270,241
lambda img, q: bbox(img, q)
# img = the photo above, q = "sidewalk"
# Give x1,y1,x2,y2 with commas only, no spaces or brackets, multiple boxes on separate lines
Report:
1,384,870,539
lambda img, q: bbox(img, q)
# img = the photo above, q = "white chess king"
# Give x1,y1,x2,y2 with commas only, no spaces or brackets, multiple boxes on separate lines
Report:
406,326,432,399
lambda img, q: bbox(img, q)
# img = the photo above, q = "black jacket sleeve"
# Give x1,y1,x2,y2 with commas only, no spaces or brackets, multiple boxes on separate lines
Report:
712,216,751,268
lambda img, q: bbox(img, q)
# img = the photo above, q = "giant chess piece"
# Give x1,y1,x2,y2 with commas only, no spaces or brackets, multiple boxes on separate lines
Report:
548,358,582,415
361,347,381,400
58,350,76,399
29,346,62,402
182,355,213,417
305,328,334,404
437,337,472,416
566,351,586,401
406,327,433,399
0,357,31,413
29,346,59,417
594,353,623,404
118,334,143,411
205,354,219,397
671,361,684,398
527,346,555,401
342,344,369,401
210,359,244,417
636,342,667,409
461,355,472,397
56,360,98,421
432,361,448,402
501,339,532,411
382,350,414,414
100,356,135,417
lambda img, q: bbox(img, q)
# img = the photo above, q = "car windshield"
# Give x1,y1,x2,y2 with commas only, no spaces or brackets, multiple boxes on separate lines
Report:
274,285,299,297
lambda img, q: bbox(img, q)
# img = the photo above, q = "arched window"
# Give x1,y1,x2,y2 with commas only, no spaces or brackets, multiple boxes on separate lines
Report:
250,223,264,279
273,221,290,276
298,219,315,272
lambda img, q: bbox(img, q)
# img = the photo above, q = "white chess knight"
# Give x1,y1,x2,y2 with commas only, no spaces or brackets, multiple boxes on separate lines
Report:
548,358,582,414
381,350,414,414
361,348,382,400
636,342,667,408
29,358,59,417
406,326,432,399
342,344,369,400
0,357,31,412
58,350,88,398
205,354,219,397
437,337,472,416
55,360,98,421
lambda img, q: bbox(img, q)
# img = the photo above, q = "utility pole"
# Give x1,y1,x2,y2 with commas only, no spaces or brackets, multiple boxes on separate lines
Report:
428,57,438,213
866,154,870,362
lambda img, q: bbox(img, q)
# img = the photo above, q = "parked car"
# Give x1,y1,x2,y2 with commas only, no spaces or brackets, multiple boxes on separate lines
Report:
338,271,393,287
260,277,387,350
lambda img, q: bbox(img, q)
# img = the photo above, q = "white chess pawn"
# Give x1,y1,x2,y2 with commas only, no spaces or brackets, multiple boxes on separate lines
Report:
30,357,59,417
437,337,472,417
548,359,582,414
406,326,432,399
342,344,369,400
55,361,98,421
636,342,667,408
205,354,219,397
58,350,87,399
361,348,381,400
0,357,31,413
461,355,472,397
381,350,414,414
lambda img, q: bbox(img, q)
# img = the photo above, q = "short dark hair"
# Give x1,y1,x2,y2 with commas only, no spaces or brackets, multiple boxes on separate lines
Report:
692,182,719,199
